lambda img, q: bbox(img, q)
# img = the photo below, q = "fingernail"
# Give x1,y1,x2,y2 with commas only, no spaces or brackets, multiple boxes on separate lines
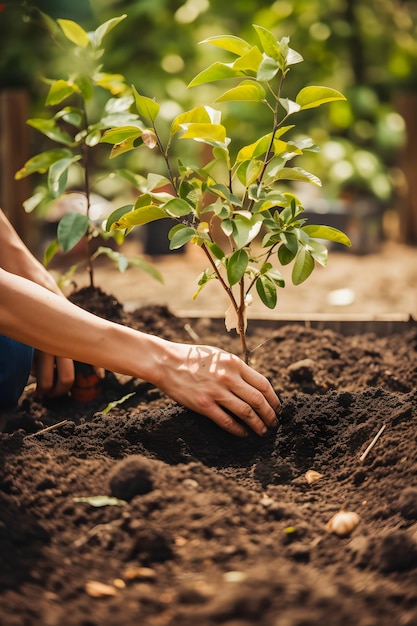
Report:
261,425,268,435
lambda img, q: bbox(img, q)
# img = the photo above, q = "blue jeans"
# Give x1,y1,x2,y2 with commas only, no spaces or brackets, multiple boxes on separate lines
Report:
0,335,34,410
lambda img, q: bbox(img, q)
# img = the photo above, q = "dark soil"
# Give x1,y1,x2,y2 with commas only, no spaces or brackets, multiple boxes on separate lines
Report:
1,287,417,626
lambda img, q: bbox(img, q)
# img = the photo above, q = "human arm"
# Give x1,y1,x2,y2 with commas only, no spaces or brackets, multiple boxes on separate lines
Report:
0,209,76,396
0,209,62,294
0,267,280,437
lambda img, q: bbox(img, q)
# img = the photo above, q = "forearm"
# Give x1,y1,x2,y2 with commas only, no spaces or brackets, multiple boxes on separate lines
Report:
0,209,61,295
0,268,167,386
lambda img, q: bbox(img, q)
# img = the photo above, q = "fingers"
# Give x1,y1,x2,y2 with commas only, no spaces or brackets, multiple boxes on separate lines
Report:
220,387,279,437
241,367,281,420
197,389,279,438
93,366,106,379
51,357,75,397
217,357,281,436
195,398,249,438
35,352,75,398
192,369,280,438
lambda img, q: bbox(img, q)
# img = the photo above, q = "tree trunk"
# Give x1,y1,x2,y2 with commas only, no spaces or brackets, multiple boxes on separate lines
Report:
395,92,417,245
0,89,32,245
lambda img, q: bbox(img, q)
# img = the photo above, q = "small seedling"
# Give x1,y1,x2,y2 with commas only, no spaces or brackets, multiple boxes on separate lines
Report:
104,25,351,363
15,13,161,287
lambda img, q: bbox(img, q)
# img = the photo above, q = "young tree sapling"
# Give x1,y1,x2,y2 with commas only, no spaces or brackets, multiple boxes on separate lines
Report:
103,25,352,363
15,13,161,287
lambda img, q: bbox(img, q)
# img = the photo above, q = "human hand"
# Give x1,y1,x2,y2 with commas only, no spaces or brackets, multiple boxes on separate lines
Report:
33,352,106,400
32,351,75,398
157,343,281,437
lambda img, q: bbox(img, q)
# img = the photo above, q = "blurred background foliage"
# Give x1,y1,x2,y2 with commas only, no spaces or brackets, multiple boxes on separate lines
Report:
1,0,417,242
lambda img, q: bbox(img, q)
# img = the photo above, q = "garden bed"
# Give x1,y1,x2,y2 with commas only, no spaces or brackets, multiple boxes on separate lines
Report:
1,287,417,626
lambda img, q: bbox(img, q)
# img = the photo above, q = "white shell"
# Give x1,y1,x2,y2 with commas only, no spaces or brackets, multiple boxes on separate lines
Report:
326,511,360,537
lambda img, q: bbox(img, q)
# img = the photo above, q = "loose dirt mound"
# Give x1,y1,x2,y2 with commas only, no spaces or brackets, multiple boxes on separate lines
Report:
1,288,416,626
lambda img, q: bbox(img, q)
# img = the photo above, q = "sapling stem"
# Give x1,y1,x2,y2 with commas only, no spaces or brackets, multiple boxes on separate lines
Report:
238,278,250,364
81,106,95,289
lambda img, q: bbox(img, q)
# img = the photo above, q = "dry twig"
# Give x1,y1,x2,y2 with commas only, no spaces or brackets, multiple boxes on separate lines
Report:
359,424,386,463
25,420,70,439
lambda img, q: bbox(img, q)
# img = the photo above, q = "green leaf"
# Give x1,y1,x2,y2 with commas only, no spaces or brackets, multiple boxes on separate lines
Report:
292,247,315,285
233,47,263,72
206,242,225,260
256,275,277,309
233,213,263,248
46,80,77,106
200,34,252,56
170,106,212,136
57,213,89,252
277,244,296,265
132,85,160,122
93,14,127,47
102,391,135,414
93,246,129,272
296,86,346,110
101,126,143,158
266,267,285,287
306,239,328,266
85,129,102,147
75,75,93,101
110,205,168,230
27,118,73,146
180,123,227,147
105,204,134,231
48,156,81,198
43,238,60,266
73,496,127,507
111,136,143,158
236,128,293,162
55,106,83,128
23,191,47,213
104,95,134,114
236,159,263,187
101,125,143,145
253,24,281,60
15,148,73,179
280,230,299,255
215,80,265,103
302,224,352,247
257,56,280,82
271,166,322,186
279,98,301,115
163,198,192,217
221,218,234,237
188,62,245,88
227,249,248,286
57,19,90,48
287,48,304,66
169,226,196,250
209,183,242,207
